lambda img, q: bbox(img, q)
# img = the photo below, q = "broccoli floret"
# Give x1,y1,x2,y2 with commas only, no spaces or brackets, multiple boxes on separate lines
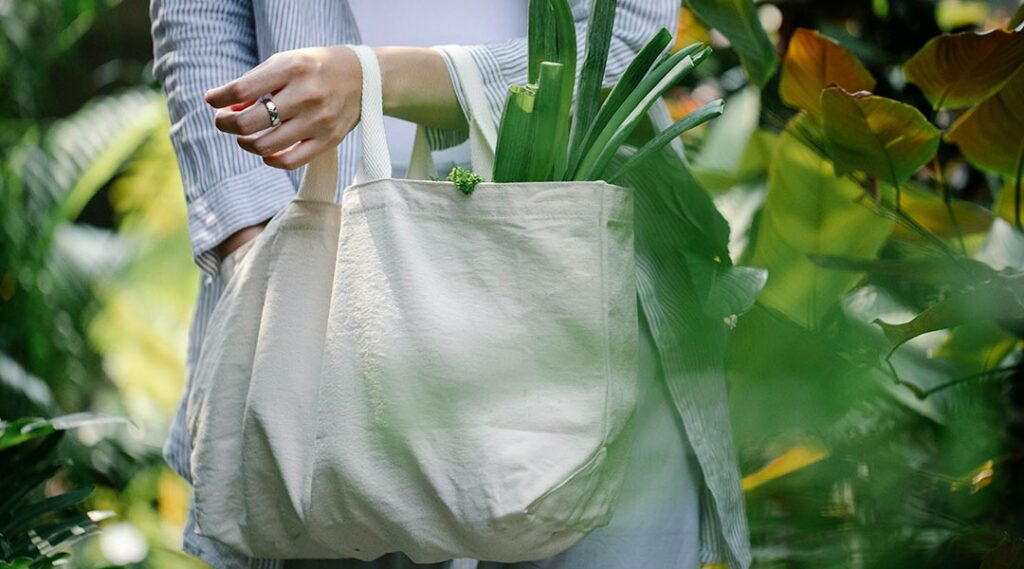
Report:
447,166,482,195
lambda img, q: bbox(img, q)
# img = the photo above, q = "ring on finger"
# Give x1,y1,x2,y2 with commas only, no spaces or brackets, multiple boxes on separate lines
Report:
261,96,281,128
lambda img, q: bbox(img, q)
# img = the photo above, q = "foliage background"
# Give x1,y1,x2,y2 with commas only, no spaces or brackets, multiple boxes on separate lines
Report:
1,0,1022,567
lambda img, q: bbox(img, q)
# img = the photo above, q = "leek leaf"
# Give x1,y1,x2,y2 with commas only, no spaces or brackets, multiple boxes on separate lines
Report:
576,46,713,180
566,29,677,179
568,0,618,177
527,63,566,181
493,86,537,183
608,98,725,183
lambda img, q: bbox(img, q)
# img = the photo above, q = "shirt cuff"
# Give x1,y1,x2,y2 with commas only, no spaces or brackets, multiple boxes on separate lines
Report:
185,165,296,280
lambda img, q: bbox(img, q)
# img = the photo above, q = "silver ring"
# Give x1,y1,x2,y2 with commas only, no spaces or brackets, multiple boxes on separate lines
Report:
261,96,281,128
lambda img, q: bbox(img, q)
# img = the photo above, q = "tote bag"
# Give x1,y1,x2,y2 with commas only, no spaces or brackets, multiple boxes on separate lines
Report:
186,44,639,563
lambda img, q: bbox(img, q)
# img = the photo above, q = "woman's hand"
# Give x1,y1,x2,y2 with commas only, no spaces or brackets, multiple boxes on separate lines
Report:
205,46,466,172
204,45,362,170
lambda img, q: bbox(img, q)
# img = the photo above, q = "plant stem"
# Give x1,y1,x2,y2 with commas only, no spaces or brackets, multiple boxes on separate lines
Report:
931,154,966,254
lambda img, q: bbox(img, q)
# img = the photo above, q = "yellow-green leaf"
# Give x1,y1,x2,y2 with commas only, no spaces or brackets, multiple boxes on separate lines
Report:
894,185,994,239
995,179,1023,229
742,444,829,492
750,117,895,329
821,87,941,188
686,0,779,87
780,28,876,119
904,30,1024,110
945,65,1024,177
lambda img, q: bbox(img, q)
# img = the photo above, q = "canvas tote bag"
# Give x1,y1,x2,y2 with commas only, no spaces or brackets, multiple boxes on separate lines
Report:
186,44,639,563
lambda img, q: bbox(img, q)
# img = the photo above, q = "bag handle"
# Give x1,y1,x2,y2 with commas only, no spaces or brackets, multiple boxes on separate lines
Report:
406,45,497,182
296,44,392,203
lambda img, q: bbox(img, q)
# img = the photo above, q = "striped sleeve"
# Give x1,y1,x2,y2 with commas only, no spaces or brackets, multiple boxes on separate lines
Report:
150,0,297,279
438,0,681,132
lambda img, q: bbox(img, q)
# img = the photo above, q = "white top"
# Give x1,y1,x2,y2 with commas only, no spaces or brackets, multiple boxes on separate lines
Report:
348,0,527,164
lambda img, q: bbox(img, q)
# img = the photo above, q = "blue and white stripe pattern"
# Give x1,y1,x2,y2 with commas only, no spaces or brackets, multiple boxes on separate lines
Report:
149,1,749,568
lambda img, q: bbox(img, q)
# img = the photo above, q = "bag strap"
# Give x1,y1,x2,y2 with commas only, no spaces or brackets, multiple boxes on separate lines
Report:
296,44,392,203
406,45,497,181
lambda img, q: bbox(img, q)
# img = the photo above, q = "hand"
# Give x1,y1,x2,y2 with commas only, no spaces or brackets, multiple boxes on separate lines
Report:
204,45,362,170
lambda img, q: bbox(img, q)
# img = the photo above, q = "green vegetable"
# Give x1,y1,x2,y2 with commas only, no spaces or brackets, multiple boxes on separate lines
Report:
490,0,719,185
574,45,712,181
527,62,567,181
447,165,483,195
607,98,725,183
493,86,537,183
566,32,690,178
567,0,618,179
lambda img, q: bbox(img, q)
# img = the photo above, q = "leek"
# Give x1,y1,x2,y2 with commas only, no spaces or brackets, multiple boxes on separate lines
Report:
566,0,618,179
573,45,712,181
486,0,720,185
493,86,537,183
607,98,725,183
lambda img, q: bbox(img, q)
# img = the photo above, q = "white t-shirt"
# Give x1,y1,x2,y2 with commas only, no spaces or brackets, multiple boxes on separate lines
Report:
348,1,527,166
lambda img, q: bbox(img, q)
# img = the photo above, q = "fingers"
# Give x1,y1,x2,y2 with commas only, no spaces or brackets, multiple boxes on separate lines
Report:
213,87,301,135
236,118,306,157
263,137,331,171
204,55,291,109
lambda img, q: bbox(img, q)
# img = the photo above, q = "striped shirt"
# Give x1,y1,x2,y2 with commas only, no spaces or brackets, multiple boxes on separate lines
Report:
149,1,749,568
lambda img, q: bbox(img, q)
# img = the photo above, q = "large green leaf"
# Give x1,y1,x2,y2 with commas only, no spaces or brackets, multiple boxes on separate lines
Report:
685,0,779,87
894,184,994,238
821,87,941,188
875,271,1024,349
780,28,876,120
945,65,1024,177
750,119,895,329
808,255,996,288
904,30,1024,110
16,88,164,224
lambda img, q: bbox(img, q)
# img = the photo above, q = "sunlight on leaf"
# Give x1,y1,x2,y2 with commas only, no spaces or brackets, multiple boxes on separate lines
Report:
895,185,993,239
780,28,876,120
904,30,1024,110
750,118,895,329
742,444,829,491
821,87,941,188
945,65,1024,177
935,0,991,31
874,271,1024,349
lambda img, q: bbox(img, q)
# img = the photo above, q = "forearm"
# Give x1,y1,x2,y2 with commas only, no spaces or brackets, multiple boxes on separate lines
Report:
374,46,467,131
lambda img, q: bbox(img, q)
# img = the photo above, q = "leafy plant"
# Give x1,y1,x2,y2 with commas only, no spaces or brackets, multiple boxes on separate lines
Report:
491,0,724,183
0,415,126,568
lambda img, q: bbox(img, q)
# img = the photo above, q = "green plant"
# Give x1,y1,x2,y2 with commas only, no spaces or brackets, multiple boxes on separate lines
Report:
0,415,126,568
446,166,482,195
490,0,724,183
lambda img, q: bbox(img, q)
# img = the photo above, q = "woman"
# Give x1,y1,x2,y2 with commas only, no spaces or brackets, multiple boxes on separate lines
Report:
149,1,750,568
